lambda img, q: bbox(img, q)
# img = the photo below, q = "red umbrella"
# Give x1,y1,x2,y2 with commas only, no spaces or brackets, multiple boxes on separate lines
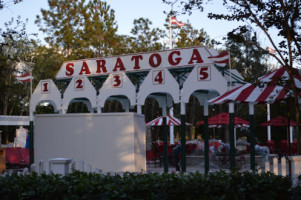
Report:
146,115,191,126
196,112,249,128
259,116,297,126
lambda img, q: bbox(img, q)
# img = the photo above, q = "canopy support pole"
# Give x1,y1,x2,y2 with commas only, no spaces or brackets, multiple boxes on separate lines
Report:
249,103,255,170
180,101,186,172
204,102,209,174
162,99,168,173
29,112,34,165
229,103,235,170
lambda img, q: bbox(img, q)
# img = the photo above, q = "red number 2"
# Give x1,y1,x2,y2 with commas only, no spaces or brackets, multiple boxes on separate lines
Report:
76,79,83,89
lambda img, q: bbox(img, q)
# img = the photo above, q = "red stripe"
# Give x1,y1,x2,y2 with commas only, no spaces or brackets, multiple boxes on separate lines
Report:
275,88,288,102
208,51,228,59
210,85,243,103
255,85,276,102
235,84,255,102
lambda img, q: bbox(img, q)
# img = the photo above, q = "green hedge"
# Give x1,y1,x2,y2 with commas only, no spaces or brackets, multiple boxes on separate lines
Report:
0,170,301,200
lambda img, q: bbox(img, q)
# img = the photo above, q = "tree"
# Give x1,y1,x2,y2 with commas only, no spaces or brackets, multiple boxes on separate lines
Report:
36,0,121,59
225,26,268,83
83,0,119,57
129,17,166,53
165,0,301,153
0,0,24,10
173,22,214,48
0,16,36,116
35,0,86,58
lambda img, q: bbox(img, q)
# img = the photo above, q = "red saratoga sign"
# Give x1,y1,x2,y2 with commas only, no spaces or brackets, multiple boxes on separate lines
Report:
56,46,215,80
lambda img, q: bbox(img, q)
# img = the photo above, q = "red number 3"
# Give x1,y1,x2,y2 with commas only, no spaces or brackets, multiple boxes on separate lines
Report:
112,75,122,87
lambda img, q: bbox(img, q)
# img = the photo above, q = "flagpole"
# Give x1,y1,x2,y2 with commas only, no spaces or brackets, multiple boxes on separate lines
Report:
169,15,173,49
229,51,232,90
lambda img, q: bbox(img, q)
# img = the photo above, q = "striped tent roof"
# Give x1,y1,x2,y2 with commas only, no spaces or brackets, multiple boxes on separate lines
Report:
145,115,191,126
208,66,301,104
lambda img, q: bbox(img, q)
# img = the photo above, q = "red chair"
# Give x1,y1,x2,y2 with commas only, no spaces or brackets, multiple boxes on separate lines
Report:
185,143,198,155
146,150,160,168
291,140,298,155
267,140,277,154
280,140,288,155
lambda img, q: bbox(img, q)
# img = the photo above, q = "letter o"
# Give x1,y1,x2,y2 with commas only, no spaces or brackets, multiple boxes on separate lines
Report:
149,53,162,68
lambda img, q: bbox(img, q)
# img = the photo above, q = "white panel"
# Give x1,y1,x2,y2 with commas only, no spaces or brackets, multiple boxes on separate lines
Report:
62,76,97,112
98,71,136,108
34,113,146,172
30,79,61,112
181,65,228,103
137,68,180,105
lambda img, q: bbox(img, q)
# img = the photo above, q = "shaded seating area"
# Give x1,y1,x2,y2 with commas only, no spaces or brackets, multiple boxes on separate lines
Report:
280,140,298,155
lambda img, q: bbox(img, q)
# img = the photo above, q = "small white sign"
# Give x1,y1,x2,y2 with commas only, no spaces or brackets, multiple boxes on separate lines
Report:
152,70,165,85
111,74,123,88
197,66,211,81
41,80,51,94
74,77,85,91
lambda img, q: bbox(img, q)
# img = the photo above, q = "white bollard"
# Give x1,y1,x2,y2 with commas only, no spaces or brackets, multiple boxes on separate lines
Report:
273,157,278,175
77,160,84,171
39,160,44,175
265,160,270,172
87,164,92,173
281,157,287,176
30,164,36,174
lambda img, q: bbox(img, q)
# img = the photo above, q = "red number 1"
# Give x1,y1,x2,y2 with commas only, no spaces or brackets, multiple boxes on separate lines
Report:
42,83,49,92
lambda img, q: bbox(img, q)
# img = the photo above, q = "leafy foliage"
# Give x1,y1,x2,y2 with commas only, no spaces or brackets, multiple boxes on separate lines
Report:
0,170,298,200
0,17,36,116
225,26,268,83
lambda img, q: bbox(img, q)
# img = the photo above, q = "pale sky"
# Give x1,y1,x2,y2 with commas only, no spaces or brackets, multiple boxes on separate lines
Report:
0,0,245,45
0,0,281,57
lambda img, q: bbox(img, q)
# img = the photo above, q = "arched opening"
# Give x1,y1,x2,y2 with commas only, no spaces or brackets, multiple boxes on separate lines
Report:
67,98,92,113
35,101,56,114
101,95,133,113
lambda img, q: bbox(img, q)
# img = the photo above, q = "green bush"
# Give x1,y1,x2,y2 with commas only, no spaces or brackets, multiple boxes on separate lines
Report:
0,170,300,200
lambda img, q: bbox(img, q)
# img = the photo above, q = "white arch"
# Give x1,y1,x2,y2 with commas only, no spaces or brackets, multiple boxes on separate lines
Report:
181,65,228,104
62,76,97,113
98,71,136,110
137,68,180,106
30,79,61,113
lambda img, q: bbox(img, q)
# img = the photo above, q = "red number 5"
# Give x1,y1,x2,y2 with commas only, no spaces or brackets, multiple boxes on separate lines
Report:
198,66,210,81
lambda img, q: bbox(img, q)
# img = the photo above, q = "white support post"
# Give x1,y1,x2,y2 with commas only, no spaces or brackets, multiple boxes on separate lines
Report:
169,107,174,144
267,104,271,141
137,105,142,114
265,160,270,172
290,126,293,143
273,157,278,175
281,157,287,176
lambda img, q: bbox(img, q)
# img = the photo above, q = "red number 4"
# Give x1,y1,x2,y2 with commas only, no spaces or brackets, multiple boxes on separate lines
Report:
153,70,164,85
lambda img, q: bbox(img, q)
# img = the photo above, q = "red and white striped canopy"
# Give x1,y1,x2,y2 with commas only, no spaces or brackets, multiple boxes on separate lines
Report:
145,115,191,126
209,66,301,104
